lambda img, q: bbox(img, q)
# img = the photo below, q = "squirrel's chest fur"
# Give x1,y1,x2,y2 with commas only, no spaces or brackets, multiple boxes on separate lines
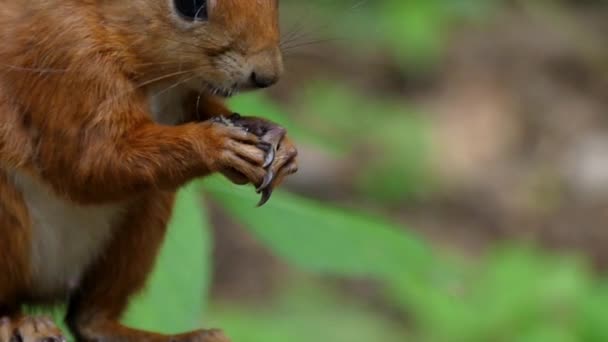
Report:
13,171,125,298
12,89,185,298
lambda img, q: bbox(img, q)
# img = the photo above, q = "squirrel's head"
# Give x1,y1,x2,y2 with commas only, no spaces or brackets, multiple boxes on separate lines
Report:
104,0,283,97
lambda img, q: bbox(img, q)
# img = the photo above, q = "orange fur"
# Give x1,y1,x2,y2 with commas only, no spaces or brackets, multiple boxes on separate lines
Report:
0,1,296,341
0,170,32,312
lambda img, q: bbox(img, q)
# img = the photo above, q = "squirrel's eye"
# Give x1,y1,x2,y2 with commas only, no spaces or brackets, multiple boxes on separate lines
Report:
174,0,208,21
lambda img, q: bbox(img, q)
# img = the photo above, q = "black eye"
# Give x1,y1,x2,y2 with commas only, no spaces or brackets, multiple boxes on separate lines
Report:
174,0,208,21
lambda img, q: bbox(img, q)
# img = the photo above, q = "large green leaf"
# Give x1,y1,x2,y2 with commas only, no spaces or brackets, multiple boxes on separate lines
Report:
202,176,433,280
122,182,212,334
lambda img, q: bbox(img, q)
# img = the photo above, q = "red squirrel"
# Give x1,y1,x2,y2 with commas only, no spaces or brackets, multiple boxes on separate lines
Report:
0,1,297,341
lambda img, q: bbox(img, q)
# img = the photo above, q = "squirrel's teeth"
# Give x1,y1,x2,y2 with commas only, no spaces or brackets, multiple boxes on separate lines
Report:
201,82,236,98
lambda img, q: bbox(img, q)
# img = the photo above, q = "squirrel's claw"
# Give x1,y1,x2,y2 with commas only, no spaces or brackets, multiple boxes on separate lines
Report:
263,147,275,168
256,142,275,168
255,127,284,205
260,127,283,167
256,170,275,194
257,187,274,207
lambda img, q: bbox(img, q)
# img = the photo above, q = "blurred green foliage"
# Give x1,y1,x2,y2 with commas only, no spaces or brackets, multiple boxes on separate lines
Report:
282,0,498,70
208,282,408,342
299,82,436,202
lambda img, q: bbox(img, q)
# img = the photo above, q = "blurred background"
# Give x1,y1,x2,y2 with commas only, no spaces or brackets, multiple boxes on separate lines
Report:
125,1,608,341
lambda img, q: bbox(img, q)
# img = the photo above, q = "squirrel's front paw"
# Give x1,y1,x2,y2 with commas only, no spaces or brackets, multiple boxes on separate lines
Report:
211,114,298,206
201,119,274,191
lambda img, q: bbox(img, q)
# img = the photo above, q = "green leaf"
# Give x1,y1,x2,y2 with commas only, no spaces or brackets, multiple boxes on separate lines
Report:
122,182,212,334
202,176,433,280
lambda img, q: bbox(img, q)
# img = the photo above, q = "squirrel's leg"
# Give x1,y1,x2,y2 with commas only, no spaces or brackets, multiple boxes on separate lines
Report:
66,192,228,342
0,171,66,342
0,316,65,342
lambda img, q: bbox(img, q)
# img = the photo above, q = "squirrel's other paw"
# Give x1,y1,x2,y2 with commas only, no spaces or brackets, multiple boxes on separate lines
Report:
0,316,66,342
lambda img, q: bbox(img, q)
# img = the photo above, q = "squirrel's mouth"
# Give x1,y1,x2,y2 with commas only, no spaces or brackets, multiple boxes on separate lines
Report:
201,82,238,98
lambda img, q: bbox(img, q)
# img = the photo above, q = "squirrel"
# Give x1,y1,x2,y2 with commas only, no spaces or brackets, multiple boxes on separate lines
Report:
0,1,297,342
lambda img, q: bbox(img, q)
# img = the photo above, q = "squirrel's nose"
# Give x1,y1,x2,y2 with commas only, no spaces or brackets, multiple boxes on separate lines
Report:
248,47,283,89
250,72,278,88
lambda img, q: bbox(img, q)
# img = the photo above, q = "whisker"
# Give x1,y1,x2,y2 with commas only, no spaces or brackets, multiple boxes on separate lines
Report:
194,2,207,20
280,0,365,53
281,29,314,48
131,61,188,68
150,73,200,100
281,21,307,46
195,89,203,120
282,52,330,61
134,69,200,88
280,18,332,48
0,62,68,74
96,68,202,110
159,36,218,52
281,37,344,52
